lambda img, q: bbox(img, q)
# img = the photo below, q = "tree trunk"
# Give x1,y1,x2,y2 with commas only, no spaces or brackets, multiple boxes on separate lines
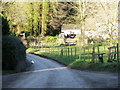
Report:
41,1,49,36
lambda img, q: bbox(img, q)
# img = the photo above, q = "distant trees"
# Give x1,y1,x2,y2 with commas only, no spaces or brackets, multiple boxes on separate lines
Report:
98,1,118,40
76,1,99,46
2,2,80,36
2,2,31,35
1,1,118,38
27,3,41,36
41,2,49,36
47,2,78,36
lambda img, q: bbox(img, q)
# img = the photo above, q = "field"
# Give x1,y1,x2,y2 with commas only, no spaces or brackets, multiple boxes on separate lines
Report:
27,42,120,72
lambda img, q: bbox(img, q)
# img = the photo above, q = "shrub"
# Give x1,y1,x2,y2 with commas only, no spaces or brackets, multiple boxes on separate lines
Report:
45,36,58,42
1,15,10,35
2,36,27,71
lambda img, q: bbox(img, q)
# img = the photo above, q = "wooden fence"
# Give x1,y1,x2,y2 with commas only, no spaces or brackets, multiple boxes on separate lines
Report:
28,42,119,63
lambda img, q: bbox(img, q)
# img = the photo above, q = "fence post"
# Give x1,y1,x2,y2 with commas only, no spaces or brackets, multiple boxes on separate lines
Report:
117,43,119,62
104,45,105,51
59,47,60,55
71,48,72,57
49,47,50,53
65,48,67,56
84,47,85,54
61,48,63,56
107,47,111,62
84,47,86,61
79,54,81,60
88,48,90,54
98,46,100,53
68,48,69,56
75,47,77,58
49,47,51,53
53,47,55,54
92,45,95,63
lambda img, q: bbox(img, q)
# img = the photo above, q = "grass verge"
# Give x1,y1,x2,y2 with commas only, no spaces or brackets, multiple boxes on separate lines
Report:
27,48,120,73
2,70,20,75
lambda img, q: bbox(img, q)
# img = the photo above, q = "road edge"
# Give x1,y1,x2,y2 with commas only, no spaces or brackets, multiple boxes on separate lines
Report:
28,52,119,74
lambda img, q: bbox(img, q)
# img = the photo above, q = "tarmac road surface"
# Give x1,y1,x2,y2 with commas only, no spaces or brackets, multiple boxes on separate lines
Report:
2,53,118,88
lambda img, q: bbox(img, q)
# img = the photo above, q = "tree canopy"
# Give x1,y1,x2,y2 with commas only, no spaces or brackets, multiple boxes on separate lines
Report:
1,1,118,37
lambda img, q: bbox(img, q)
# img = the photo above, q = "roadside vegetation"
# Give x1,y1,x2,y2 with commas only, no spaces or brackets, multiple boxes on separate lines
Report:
1,1,119,74
2,15,28,74
27,41,120,72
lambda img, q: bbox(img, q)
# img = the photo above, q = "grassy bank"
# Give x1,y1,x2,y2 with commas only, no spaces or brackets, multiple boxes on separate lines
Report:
2,70,20,75
27,48,120,72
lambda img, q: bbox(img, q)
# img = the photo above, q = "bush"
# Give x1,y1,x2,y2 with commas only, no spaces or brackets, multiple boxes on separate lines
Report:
1,15,10,35
2,36,27,71
45,36,58,42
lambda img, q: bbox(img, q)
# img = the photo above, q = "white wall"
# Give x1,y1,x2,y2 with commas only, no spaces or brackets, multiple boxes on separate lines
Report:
61,29,81,36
